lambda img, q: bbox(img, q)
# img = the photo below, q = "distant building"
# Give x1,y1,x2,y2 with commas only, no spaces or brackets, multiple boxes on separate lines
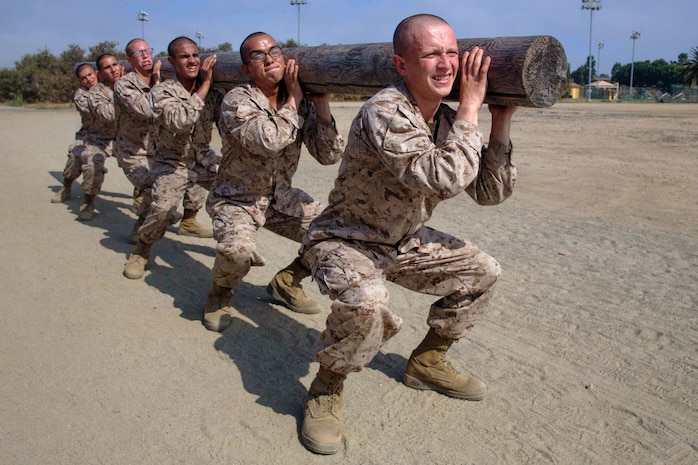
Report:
590,80,619,100
566,82,582,99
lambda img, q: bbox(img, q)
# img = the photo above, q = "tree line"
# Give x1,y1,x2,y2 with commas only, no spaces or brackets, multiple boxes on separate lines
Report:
0,39,237,105
569,46,698,92
1,40,696,105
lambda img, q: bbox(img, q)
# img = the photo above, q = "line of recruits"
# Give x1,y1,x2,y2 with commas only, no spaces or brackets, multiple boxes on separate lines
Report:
51,13,518,456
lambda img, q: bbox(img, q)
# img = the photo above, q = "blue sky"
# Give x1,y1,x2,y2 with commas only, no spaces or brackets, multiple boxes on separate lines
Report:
1,0,695,77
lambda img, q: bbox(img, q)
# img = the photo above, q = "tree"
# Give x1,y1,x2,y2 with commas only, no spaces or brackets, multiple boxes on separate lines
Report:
279,38,299,49
611,59,681,93
86,41,125,61
679,46,698,88
200,42,233,53
569,56,596,85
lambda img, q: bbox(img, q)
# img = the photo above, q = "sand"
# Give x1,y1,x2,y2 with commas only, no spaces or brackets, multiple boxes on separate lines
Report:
0,101,696,465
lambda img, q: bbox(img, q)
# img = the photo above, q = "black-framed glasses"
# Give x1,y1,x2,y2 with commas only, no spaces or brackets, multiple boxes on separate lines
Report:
129,48,154,58
248,46,282,64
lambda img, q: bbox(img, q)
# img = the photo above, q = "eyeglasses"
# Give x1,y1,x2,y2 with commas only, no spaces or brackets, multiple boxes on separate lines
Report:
129,48,154,58
248,46,282,64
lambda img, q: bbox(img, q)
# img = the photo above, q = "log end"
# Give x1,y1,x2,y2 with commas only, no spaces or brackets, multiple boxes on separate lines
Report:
522,36,569,108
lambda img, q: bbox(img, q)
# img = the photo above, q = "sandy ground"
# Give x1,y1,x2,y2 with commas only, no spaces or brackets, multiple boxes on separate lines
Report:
1,101,697,465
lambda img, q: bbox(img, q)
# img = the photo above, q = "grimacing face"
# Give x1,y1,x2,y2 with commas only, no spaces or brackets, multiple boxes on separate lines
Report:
169,41,201,81
127,40,154,73
395,22,459,104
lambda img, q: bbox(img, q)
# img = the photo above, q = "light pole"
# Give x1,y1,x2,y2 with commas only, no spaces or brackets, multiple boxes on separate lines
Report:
581,1,602,101
597,41,604,79
136,10,148,40
196,31,204,47
290,0,307,46
629,31,641,98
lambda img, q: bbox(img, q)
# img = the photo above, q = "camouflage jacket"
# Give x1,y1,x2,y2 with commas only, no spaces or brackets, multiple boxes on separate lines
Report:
303,84,517,250
73,86,94,141
149,79,223,171
84,82,116,149
114,72,156,159
210,82,345,219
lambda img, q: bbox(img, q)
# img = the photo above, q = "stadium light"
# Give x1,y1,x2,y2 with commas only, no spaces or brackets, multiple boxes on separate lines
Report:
136,10,149,40
290,0,307,45
629,31,641,98
581,1,602,101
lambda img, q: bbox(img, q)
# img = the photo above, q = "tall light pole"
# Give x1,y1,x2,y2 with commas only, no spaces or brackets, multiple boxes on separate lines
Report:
136,10,148,40
597,41,604,79
629,31,641,98
196,31,204,47
581,1,602,101
290,0,307,45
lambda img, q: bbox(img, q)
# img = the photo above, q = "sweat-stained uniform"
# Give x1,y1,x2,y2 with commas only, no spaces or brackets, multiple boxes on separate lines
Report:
137,79,223,244
61,86,94,182
300,84,517,376
114,72,207,216
206,82,345,289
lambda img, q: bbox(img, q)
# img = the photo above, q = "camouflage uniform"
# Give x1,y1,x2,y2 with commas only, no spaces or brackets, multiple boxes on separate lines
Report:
61,87,94,183
72,82,116,196
137,79,223,244
207,83,345,289
301,84,517,375
114,72,207,216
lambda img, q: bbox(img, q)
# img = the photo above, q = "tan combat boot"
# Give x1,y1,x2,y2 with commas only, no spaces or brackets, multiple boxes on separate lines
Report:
203,283,234,332
402,328,487,401
266,257,321,314
51,179,73,203
123,240,152,279
77,194,96,221
177,208,213,238
301,367,346,455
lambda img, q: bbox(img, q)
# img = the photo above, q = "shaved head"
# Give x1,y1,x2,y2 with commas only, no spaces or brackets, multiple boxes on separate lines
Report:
392,14,451,56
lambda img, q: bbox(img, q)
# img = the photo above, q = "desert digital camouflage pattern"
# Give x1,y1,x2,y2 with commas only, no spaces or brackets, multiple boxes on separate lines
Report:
302,84,517,374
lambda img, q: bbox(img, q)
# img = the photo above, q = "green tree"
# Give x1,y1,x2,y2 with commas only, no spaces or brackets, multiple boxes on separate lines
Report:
679,46,698,88
279,38,300,48
86,41,126,61
0,68,19,102
13,47,71,103
200,42,233,53
569,56,596,85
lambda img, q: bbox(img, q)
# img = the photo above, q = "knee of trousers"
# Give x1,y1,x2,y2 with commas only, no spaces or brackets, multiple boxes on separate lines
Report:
327,285,399,336
472,254,501,295
215,241,256,263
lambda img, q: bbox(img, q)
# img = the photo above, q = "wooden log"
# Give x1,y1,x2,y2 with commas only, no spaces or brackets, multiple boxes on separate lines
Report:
154,35,568,108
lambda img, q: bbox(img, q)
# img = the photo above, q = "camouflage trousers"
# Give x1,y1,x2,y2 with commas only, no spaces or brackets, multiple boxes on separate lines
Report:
116,154,207,217
62,141,110,196
302,226,501,375
207,194,325,289
138,163,215,244
116,153,153,216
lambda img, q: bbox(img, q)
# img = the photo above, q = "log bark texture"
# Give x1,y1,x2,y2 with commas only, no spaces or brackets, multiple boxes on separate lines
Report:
157,35,568,108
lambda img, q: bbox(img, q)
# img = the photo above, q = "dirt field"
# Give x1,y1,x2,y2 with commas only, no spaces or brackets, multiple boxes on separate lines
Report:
1,101,696,465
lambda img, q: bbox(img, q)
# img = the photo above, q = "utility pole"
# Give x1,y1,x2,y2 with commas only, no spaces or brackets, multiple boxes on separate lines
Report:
597,41,604,79
136,10,149,40
629,31,641,98
581,1,602,101
290,0,307,46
